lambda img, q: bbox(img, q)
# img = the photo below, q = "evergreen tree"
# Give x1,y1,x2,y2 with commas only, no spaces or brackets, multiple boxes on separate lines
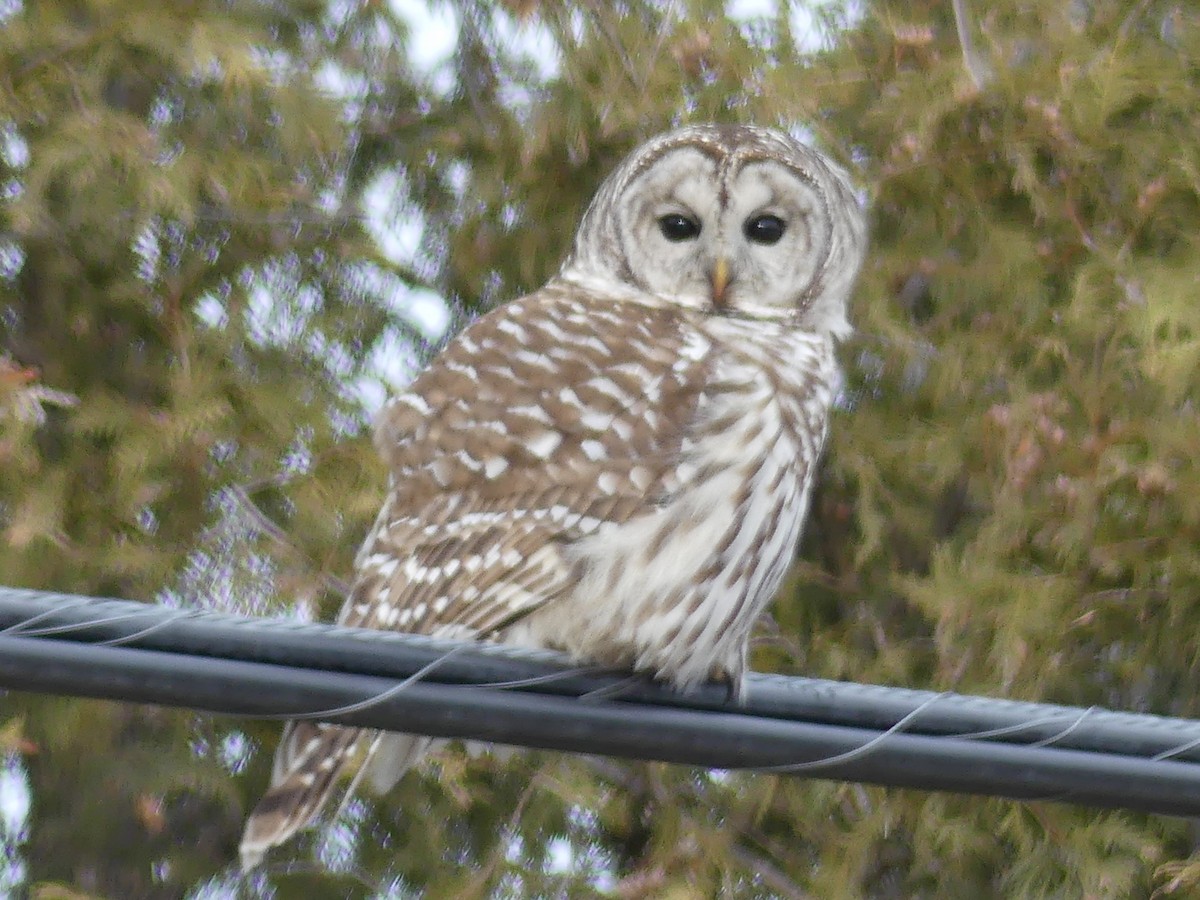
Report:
1,0,1198,896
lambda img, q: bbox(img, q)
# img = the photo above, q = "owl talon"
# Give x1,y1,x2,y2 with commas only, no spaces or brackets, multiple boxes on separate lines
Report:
724,677,741,705
709,668,745,705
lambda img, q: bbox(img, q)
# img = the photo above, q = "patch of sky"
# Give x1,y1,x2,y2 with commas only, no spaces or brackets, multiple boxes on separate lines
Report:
0,244,24,282
729,0,863,53
134,220,162,284
389,0,460,95
0,755,29,899
0,127,28,169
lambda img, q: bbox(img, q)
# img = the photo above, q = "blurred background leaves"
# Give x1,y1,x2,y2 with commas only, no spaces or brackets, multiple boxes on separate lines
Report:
1,0,1198,896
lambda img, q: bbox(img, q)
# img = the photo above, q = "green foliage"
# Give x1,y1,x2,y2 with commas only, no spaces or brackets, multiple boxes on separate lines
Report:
2,0,1199,896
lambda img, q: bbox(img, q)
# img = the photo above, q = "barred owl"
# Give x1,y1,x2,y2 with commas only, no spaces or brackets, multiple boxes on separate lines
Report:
240,124,867,867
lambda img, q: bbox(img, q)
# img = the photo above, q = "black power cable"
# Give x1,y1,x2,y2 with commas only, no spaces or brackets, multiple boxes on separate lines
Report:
3,586,1200,816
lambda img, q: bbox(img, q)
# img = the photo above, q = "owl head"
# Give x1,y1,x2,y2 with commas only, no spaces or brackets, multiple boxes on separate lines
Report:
560,124,867,338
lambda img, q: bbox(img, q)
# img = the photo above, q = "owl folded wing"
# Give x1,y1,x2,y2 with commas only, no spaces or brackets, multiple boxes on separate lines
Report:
342,286,711,639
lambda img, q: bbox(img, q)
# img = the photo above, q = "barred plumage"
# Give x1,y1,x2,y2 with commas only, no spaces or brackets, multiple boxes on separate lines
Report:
240,124,866,868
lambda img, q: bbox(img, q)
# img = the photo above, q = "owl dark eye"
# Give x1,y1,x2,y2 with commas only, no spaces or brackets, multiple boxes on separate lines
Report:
658,213,701,242
744,214,786,245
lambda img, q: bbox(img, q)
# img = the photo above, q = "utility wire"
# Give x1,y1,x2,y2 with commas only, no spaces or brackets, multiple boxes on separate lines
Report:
2,585,1200,816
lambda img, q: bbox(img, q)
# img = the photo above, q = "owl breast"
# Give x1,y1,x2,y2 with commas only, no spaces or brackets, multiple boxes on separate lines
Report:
508,315,837,693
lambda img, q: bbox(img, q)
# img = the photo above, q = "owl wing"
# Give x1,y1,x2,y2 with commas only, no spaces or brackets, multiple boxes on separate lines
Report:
348,284,712,637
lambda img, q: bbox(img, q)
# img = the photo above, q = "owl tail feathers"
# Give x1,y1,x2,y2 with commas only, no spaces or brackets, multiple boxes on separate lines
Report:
239,721,370,871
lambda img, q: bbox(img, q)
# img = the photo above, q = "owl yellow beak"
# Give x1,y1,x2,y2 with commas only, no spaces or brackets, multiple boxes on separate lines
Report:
710,257,731,309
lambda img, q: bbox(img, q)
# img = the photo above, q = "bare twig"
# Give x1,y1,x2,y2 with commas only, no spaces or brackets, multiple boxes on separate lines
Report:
729,843,814,900
227,482,352,598
465,773,543,895
950,0,993,89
